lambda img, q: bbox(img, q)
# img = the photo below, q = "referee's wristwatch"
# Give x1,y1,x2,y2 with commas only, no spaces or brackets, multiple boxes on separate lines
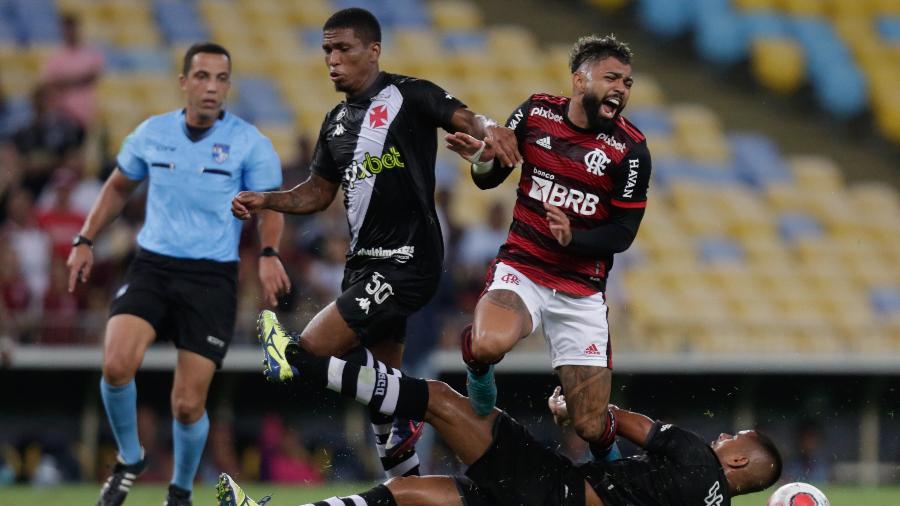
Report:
72,234,94,249
260,246,280,259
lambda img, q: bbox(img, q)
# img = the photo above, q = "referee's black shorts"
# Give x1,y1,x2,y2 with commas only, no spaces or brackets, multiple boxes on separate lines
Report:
109,249,237,368
465,412,586,506
335,262,440,346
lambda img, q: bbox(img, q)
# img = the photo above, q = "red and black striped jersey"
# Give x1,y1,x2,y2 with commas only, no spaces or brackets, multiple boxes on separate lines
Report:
495,93,652,296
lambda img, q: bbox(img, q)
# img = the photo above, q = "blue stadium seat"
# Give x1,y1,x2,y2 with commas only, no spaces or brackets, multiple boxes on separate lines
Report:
698,236,745,264
154,0,209,44
626,108,672,136
130,49,172,73
877,16,900,42
0,95,31,137
12,0,59,44
777,212,823,243
0,17,15,44
443,31,486,52
812,62,867,118
870,287,900,316
728,133,791,188
695,9,748,64
742,12,790,39
103,47,133,73
637,0,692,37
234,77,292,124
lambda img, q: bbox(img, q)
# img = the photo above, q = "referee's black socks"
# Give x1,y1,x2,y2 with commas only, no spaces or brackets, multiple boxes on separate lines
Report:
285,344,429,421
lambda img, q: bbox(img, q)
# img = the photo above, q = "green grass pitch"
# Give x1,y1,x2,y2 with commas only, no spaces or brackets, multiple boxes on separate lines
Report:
2,483,899,505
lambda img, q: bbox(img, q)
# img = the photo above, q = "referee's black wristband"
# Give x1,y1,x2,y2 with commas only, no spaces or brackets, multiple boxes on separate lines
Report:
260,247,280,259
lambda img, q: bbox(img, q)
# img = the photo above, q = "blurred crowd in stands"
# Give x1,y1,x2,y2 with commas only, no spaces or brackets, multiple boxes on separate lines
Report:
0,14,509,364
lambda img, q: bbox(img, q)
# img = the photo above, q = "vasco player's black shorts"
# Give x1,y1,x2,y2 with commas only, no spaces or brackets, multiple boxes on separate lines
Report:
110,249,237,368
465,412,587,506
336,262,439,345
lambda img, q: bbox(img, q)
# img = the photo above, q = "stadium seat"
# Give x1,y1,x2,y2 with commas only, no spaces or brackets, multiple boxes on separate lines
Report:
751,37,805,93
431,0,482,31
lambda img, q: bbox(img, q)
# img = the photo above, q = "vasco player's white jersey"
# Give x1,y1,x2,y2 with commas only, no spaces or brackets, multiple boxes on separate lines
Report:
495,93,651,296
310,72,464,272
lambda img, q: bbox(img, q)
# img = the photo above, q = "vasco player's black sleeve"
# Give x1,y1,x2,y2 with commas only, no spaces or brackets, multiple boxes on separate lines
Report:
402,78,466,132
471,97,531,190
309,113,341,183
643,421,712,464
568,141,652,256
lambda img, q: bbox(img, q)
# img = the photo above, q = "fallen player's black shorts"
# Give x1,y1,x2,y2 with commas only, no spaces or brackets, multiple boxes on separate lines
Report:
465,412,587,506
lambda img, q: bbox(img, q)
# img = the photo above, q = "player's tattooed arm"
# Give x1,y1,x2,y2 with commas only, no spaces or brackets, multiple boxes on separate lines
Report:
608,406,655,448
232,174,339,218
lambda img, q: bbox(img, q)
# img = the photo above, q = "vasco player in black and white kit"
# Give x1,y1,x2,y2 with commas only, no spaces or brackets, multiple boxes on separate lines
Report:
231,8,520,479
218,348,782,506
446,35,650,462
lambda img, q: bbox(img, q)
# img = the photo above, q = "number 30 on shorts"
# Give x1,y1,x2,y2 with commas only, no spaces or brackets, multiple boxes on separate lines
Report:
365,272,394,304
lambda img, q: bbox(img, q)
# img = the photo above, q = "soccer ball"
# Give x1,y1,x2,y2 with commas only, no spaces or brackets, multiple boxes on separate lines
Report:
767,482,830,506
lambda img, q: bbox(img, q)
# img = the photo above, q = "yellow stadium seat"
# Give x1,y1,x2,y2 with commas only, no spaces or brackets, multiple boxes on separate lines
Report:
789,155,844,191
285,0,331,28
628,74,665,108
873,0,900,14
850,182,900,220
488,26,538,55
643,133,678,160
257,123,298,163
431,0,483,30
669,103,722,132
779,0,826,16
111,24,161,48
734,0,777,10
392,29,443,56
828,0,877,18
751,38,805,94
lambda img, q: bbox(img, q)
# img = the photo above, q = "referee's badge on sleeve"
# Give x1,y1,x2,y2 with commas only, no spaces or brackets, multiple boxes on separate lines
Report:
212,143,230,163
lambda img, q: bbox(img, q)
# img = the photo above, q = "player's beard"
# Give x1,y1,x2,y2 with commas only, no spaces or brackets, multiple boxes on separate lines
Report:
583,89,616,131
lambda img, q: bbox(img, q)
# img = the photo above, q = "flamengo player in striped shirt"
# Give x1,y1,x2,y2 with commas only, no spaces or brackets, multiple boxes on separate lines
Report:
446,34,652,462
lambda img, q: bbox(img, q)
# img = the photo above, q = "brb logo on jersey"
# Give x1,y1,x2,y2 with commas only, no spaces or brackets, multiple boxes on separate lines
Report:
584,148,610,176
346,147,406,188
528,173,600,216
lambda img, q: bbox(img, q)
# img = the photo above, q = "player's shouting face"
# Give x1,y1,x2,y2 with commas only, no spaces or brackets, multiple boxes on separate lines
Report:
180,52,231,127
323,27,381,94
577,56,633,130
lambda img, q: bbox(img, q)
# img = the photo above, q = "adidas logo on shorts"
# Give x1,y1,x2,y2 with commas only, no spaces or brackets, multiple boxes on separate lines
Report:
584,343,602,355
536,136,552,150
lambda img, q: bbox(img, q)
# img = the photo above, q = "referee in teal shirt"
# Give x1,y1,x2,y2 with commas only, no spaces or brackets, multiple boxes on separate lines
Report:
66,43,289,506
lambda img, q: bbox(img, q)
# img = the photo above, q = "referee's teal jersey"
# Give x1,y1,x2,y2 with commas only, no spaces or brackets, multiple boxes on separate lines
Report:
117,110,282,262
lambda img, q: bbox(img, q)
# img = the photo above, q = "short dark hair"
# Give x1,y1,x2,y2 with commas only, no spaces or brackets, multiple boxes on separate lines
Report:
569,34,633,73
323,8,382,44
182,42,231,76
753,431,783,492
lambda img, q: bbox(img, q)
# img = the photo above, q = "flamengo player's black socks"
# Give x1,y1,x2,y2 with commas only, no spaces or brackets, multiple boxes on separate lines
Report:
338,347,421,478
301,483,397,506
285,343,429,422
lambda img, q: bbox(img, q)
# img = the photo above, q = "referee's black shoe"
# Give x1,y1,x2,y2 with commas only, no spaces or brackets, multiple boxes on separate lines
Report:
163,484,192,506
96,453,148,506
